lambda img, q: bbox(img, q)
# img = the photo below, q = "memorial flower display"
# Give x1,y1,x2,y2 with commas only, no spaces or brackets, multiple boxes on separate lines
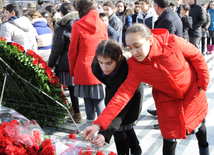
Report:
0,37,69,126
0,119,116,155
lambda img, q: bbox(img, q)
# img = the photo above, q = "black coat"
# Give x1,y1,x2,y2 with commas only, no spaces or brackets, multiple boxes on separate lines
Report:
188,2,206,37
92,56,144,143
155,7,183,37
48,11,79,72
181,15,193,41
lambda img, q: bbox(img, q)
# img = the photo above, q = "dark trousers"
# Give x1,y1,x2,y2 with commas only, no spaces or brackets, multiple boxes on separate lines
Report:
189,36,201,49
114,128,141,155
207,37,214,45
68,86,79,113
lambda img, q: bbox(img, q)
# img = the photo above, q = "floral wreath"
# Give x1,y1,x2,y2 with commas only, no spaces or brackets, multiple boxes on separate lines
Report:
0,37,69,126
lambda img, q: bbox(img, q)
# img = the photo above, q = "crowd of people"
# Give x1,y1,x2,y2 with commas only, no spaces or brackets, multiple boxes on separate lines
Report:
0,0,212,154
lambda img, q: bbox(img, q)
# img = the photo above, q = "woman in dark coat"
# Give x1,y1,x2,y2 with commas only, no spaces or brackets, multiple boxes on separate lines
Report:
48,3,82,123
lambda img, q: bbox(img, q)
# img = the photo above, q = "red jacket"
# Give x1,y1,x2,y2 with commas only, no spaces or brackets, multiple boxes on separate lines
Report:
68,10,108,85
94,29,210,139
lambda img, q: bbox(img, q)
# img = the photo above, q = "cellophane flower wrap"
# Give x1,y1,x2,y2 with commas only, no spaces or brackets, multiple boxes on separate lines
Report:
51,135,99,155
0,106,49,155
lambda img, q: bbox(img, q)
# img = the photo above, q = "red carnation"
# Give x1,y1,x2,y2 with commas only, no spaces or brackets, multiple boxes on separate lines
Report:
1,122,8,128
17,44,25,52
45,67,54,78
11,42,18,47
96,151,105,155
10,120,18,125
63,99,67,104
108,151,117,155
41,145,55,155
78,149,83,155
0,36,6,42
5,145,15,155
83,148,93,155
32,57,39,66
30,144,40,154
42,139,52,149
68,134,75,139
26,49,35,57
39,61,47,69
14,145,27,155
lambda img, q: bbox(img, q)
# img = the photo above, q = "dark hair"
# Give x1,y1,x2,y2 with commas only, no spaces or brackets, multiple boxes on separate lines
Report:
181,3,190,11
76,0,96,18
73,1,77,10
207,1,213,10
116,1,126,12
103,1,116,9
169,2,175,7
96,40,122,63
45,5,56,16
134,1,140,5
126,24,151,40
60,3,73,15
41,10,51,17
99,12,107,18
153,0,169,8
6,3,23,16
37,0,43,5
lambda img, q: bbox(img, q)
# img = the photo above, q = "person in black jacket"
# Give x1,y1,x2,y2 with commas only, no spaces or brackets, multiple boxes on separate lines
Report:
131,1,141,24
180,3,193,41
48,3,82,123
187,0,206,48
175,0,182,15
153,0,183,37
91,40,144,155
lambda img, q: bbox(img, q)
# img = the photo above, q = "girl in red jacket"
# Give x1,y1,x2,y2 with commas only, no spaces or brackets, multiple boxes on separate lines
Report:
83,24,210,155
68,0,108,126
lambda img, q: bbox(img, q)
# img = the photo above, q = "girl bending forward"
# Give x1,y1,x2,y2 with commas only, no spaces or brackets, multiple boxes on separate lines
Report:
84,24,210,155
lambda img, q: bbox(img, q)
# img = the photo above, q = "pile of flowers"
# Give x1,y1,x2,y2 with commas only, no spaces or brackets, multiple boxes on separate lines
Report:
0,119,54,155
0,37,69,127
0,119,116,155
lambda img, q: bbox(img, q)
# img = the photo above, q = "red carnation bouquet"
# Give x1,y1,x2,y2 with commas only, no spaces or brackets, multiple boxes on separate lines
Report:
0,119,54,155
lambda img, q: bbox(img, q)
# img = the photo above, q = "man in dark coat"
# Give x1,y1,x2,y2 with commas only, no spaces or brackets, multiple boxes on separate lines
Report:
175,0,182,15
187,0,206,48
153,0,183,37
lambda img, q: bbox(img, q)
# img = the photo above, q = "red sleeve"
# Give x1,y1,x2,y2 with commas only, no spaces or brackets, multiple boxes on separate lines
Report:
68,23,79,76
176,35,210,90
93,62,141,130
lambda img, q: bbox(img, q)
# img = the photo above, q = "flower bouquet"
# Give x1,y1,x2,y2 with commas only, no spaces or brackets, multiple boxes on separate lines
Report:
50,134,117,155
0,119,117,155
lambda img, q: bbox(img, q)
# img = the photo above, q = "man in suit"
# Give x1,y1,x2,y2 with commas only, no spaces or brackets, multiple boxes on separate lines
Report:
175,0,182,15
153,0,183,37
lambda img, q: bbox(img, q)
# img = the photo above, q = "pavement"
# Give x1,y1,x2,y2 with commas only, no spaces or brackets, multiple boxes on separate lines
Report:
43,53,214,155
